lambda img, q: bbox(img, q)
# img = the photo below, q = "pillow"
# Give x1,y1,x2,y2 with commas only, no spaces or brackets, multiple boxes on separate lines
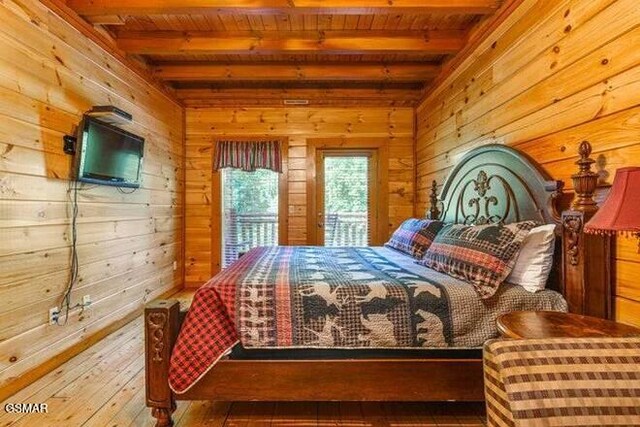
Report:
506,224,556,292
419,221,536,298
384,218,444,259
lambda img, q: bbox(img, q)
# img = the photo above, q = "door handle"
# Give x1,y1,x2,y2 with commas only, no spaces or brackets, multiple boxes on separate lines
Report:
317,212,324,228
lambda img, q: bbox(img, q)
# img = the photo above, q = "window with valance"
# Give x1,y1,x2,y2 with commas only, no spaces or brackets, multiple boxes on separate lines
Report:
215,139,284,268
214,139,283,173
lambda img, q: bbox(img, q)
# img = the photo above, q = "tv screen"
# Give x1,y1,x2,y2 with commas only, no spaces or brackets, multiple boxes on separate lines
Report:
76,116,144,188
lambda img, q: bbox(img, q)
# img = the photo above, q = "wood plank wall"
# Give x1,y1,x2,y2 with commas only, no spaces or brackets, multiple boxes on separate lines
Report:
415,0,640,327
185,107,414,286
0,0,184,397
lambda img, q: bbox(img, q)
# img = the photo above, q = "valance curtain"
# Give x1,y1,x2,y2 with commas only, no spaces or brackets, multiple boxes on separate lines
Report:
214,139,283,173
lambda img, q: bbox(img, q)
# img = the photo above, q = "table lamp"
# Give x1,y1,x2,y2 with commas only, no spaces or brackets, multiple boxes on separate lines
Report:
583,167,640,245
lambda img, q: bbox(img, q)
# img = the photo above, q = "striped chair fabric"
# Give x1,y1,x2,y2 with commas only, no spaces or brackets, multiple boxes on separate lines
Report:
484,338,640,426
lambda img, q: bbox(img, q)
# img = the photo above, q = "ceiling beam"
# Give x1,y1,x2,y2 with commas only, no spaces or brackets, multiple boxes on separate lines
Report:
153,62,440,82
68,0,500,16
176,87,423,99
84,15,126,25
117,30,466,55
175,87,423,107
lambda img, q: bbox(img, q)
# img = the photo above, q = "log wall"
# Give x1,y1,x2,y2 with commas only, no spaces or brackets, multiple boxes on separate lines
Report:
0,0,184,397
185,107,414,286
415,0,640,327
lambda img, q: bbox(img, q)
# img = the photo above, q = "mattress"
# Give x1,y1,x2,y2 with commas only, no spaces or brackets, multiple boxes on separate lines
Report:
169,246,567,393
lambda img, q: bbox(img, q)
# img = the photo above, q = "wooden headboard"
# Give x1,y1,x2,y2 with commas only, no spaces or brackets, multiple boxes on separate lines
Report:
426,143,611,314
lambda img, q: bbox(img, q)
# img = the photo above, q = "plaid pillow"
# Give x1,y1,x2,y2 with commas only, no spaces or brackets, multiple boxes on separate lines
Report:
384,218,444,259
419,221,536,298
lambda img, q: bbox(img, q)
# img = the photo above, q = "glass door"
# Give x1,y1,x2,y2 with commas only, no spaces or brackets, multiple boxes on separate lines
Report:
221,168,279,268
315,150,378,246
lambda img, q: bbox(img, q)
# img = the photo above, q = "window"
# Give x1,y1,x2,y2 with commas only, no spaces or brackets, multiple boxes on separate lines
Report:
221,168,279,268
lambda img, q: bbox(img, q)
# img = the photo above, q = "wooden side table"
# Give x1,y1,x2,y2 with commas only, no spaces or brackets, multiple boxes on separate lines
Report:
497,311,640,339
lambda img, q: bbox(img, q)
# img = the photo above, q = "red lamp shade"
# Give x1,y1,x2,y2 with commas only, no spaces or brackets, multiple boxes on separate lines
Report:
584,167,640,235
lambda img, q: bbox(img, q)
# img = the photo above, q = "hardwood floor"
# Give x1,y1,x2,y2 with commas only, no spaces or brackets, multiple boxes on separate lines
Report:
0,291,486,427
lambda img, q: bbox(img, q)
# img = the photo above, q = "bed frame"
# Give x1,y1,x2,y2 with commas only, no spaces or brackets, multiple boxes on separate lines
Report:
144,142,611,427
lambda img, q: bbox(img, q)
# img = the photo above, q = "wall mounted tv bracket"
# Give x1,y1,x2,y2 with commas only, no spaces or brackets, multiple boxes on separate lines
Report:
63,134,77,155
86,105,132,125
63,106,133,155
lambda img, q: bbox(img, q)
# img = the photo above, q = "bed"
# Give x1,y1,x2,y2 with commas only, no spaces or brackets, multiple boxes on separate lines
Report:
144,143,610,427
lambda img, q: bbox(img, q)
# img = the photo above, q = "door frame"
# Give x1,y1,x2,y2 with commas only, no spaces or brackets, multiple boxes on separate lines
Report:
211,137,288,275
307,138,389,246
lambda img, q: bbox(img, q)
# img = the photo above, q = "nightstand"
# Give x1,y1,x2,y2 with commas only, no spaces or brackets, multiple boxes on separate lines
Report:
496,311,640,339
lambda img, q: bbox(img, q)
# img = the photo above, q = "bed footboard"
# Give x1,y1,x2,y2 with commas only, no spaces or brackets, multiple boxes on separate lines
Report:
145,300,181,427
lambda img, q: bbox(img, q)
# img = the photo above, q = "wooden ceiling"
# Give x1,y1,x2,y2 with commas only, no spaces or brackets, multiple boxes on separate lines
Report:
66,1,505,106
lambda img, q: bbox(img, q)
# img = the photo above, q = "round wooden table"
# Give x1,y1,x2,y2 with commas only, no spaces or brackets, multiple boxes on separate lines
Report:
497,311,640,339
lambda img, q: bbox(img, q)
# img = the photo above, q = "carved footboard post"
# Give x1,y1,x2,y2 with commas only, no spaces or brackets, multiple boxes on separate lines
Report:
562,142,612,318
145,300,180,427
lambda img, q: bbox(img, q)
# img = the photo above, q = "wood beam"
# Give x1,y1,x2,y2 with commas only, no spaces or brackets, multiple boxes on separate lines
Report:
68,0,500,16
85,15,126,25
154,62,440,82
117,30,466,55
175,87,423,107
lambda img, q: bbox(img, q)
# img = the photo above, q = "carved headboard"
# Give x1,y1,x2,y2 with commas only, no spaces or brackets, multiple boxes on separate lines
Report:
427,143,612,318
428,145,564,226
427,144,565,292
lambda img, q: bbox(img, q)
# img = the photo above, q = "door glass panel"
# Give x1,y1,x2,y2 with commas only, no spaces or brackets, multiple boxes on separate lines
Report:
221,168,278,268
323,156,369,246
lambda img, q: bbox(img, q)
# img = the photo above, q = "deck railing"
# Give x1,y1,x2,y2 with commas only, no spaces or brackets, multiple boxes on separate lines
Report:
223,212,278,268
324,212,368,247
223,211,368,267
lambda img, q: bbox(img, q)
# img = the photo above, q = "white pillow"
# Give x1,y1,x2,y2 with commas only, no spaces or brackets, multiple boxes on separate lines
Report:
507,224,556,292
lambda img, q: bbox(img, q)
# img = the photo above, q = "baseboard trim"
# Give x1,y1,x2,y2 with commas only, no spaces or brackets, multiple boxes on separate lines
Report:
0,286,180,402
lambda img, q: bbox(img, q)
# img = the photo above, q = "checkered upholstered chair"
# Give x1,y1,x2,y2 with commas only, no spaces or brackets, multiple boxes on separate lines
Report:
483,338,640,426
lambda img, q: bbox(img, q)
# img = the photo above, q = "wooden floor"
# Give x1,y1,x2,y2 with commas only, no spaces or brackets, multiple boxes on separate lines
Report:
0,291,486,427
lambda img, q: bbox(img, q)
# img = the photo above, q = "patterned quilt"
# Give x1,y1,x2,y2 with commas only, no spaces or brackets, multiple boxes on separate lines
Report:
168,246,567,393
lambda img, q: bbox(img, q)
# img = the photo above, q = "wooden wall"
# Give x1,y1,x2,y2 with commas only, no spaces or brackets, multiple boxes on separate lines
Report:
185,107,414,286
0,0,184,397
415,0,640,326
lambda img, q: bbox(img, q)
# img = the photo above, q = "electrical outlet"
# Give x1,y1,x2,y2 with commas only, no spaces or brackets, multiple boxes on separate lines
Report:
173,260,178,271
49,307,60,326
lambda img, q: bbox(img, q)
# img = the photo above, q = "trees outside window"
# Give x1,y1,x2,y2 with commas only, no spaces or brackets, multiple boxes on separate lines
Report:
221,157,370,266
324,157,368,214
221,168,279,268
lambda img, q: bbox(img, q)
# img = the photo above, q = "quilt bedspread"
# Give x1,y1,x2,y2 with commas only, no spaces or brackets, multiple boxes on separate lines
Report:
168,246,566,393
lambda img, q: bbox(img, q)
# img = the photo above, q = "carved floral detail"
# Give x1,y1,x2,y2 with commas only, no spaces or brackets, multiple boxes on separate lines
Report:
473,170,490,197
458,170,517,225
147,312,167,363
563,214,583,266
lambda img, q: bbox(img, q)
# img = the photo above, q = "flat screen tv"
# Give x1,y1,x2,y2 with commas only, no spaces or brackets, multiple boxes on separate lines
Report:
75,116,144,188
